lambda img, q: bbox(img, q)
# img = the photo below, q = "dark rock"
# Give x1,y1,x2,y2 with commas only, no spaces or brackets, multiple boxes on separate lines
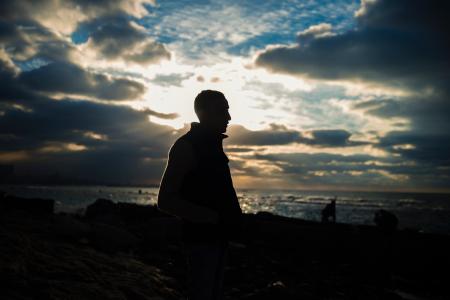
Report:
255,211,275,218
0,195,54,214
137,217,182,242
2,192,450,300
84,198,122,225
374,209,398,234
52,214,90,240
117,202,168,222
89,222,140,253
1,215,182,300
84,199,170,226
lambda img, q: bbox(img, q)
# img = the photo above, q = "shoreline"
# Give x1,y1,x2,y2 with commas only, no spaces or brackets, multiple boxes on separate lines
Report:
2,186,450,236
1,194,450,299
3,183,450,195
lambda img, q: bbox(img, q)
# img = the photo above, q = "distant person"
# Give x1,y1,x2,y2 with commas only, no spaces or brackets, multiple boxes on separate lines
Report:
158,90,243,300
321,198,336,223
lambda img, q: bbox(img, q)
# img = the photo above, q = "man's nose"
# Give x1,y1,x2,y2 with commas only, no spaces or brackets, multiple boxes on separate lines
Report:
227,111,231,121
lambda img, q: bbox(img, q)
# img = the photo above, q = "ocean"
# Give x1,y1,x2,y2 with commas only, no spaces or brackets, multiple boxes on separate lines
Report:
1,185,449,235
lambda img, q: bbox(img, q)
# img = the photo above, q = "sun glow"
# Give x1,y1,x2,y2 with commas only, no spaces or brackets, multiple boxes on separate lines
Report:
129,57,314,130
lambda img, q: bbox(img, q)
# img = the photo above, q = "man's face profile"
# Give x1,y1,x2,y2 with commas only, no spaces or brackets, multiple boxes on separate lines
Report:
196,92,231,134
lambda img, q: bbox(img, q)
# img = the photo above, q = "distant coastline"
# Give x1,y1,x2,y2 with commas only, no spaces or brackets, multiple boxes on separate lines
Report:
2,182,450,195
2,184,450,235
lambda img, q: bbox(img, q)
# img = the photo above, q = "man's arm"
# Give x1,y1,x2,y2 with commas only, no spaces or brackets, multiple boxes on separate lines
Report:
157,139,219,223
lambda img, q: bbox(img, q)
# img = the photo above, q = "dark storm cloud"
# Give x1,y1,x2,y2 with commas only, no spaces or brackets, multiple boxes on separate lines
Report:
255,0,450,89
255,0,450,185
353,95,450,134
353,94,450,165
0,55,39,106
0,1,168,109
0,19,77,62
0,90,179,183
81,16,171,65
140,108,179,120
226,124,301,146
19,61,146,101
0,1,181,184
378,131,450,164
225,124,368,147
0,55,173,153
0,8,162,102
0,0,157,84
0,91,175,152
254,152,374,166
308,130,351,147
1,0,169,66
244,151,449,189
0,0,154,23
301,130,368,147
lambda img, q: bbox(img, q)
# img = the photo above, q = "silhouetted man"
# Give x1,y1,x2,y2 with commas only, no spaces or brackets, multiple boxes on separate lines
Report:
158,90,243,300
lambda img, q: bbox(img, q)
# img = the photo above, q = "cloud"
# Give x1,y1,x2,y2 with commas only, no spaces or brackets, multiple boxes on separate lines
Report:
81,16,171,65
0,1,170,68
18,61,146,101
377,131,450,165
255,0,450,89
0,56,40,106
151,73,194,87
351,93,450,165
224,146,257,153
254,0,450,183
0,33,178,185
140,108,179,120
297,23,335,45
0,92,171,150
226,124,300,146
0,92,179,184
0,0,155,35
241,151,448,190
353,95,450,134
142,0,359,63
0,19,78,62
301,129,368,147
144,2,277,63
2,0,449,190
0,55,175,152
225,124,367,147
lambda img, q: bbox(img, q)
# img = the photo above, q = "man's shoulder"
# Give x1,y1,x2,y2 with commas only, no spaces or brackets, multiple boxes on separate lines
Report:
173,132,193,146
170,135,194,158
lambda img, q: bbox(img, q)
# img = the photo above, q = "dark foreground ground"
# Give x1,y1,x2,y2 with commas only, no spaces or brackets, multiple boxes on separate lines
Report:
1,194,449,300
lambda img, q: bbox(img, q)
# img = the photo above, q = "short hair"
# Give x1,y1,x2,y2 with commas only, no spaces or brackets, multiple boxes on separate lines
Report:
194,90,227,113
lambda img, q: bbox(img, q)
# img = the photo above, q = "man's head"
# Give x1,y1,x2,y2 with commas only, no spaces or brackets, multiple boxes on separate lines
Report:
194,90,231,134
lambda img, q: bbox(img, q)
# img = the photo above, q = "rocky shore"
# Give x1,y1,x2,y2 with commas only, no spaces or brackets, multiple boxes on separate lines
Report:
1,194,449,300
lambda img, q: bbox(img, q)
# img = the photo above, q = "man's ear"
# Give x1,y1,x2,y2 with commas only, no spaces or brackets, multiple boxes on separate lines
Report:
196,109,205,121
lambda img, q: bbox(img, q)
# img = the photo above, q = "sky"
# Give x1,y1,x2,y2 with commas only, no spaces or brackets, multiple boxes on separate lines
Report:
1,0,449,192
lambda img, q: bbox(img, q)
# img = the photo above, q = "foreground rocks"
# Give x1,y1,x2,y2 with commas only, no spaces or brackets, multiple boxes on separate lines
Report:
1,195,450,299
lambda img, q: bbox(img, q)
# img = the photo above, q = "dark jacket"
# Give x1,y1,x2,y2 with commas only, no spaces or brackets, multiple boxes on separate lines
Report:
179,122,242,242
